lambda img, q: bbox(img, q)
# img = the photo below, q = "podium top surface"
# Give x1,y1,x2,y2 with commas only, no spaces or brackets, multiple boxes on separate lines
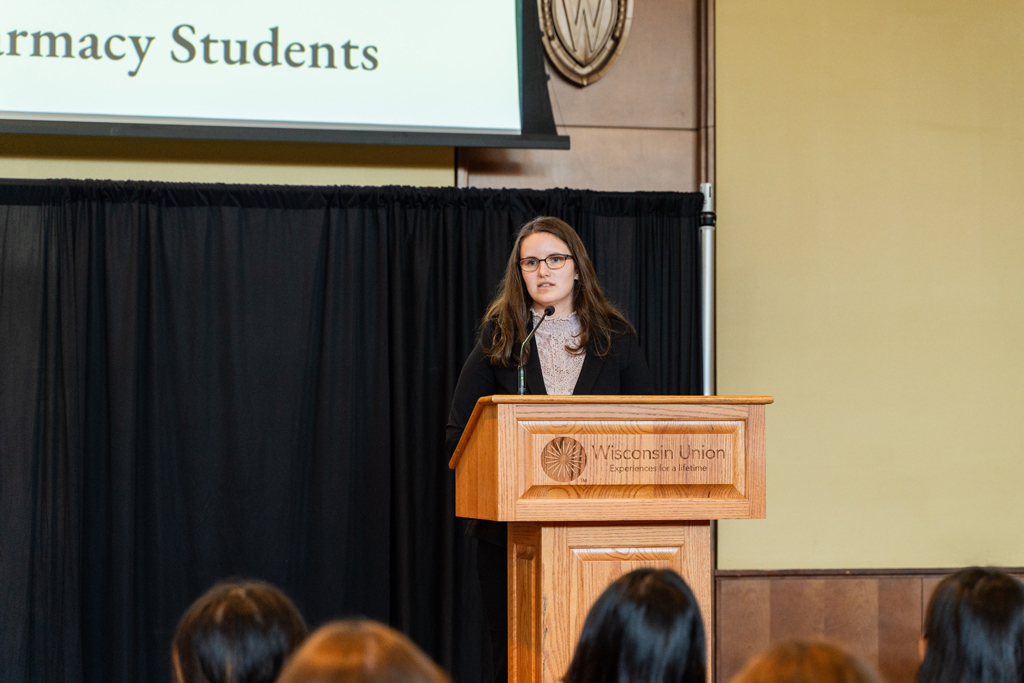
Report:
478,395,774,405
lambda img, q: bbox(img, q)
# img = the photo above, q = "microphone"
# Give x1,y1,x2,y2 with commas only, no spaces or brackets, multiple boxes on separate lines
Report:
518,306,555,395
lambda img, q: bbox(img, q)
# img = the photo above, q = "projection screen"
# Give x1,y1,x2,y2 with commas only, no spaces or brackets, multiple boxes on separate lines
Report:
0,0,566,147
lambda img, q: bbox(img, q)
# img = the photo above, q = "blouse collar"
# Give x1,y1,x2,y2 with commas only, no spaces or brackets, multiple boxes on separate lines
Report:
532,308,577,322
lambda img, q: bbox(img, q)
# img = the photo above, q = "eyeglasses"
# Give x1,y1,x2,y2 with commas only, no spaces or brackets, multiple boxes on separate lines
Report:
519,254,573,272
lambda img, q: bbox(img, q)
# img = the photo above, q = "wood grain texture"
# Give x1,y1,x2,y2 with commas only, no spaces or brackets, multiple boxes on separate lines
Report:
499,403,521,521
457,0,713,194
697,0,714,185
745,406,766,518
512,497,752,521
716,578,771,680
545,0,699,129
716,576,923,683
460,126,699,192
572,547,682,562
519,483,744,501
518,418,747,433
453,397,770,522
716,568,995,577
537,522,712,683
716,571,1024,683
818,579,879,663
878,579,923,683
513,401,767,422
519,419,742,489
490,396,774,405
510,524,543,683
451,405,499,520
505,528,540,683
454,398,763,681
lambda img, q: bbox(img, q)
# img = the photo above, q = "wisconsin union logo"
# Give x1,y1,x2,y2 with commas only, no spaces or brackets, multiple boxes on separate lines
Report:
539,0,633,86
541,437,588,482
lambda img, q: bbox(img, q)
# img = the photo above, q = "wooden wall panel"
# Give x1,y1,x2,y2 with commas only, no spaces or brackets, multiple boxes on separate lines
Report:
878,579,924,683
716,579,770,680
717,575,922,683
459,0,711,192
717,570,1024,683
767,579,828,640
547,0,699,129
459,127,698,191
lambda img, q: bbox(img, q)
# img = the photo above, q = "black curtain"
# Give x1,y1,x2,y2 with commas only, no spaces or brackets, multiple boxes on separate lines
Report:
0,180,703,683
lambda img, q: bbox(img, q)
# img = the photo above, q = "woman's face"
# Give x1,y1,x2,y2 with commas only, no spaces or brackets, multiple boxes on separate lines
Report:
519,231,578,317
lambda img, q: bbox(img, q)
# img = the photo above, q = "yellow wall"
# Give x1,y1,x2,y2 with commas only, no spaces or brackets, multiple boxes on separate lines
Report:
0,134,454,186
717,0,1024,569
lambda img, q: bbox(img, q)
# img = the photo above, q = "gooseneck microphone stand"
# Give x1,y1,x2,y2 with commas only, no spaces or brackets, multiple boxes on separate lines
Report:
518,305,556,395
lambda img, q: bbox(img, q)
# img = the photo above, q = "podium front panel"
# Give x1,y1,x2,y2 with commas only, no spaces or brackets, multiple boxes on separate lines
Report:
510,521,713,683
451,397,768,522
508,401,765,521
519,419,744,491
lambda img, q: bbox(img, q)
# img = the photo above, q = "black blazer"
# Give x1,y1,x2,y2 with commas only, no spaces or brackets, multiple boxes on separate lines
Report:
445,320,655,544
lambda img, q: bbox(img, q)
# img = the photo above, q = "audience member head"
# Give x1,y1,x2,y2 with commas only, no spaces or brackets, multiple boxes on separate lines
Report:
563,568,706,683
918,567,1024,683
172,579,308,683
275,619,451,683
728,640,883,683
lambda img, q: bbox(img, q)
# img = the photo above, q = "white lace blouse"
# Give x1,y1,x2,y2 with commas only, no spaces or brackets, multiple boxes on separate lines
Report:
531,309,586,395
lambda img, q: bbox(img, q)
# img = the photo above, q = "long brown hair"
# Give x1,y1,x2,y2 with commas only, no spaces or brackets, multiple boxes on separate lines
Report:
481,216,633,367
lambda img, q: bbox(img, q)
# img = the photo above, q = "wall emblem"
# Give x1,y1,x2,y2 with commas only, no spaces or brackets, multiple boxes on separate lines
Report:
538,0,633,86
541,437,588,482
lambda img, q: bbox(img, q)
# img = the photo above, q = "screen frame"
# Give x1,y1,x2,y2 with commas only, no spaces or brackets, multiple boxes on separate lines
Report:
0,0,569,150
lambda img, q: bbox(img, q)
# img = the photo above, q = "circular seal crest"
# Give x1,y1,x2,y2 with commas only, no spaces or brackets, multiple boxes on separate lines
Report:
541,437,587,482
538,0,634,87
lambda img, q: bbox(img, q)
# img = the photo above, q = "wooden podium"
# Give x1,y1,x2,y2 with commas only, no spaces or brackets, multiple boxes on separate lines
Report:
448,396,771,683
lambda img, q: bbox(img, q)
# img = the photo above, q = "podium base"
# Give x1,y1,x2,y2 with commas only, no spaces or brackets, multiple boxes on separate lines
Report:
508,521,713,683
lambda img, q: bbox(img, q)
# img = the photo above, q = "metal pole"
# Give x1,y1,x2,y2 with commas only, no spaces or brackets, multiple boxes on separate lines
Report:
700,182,716,396
700,185,719,683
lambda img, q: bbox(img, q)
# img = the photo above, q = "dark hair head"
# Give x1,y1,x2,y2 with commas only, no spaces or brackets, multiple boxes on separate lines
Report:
481,216,633,367
728,640,883,683
562,568,706,683
918,567,1024,683
275,619,451,683
172,579,308,683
